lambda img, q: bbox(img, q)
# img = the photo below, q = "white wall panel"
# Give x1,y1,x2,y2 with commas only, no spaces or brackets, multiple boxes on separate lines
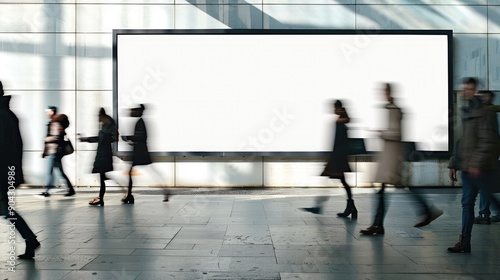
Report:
177,0,261,4
356,5,487,33
76,34,113,90
176,158,263,187
0,34,75,90
263,5,356,29
490,35,500,90
0,4,74,33
77,4,174,32
263,0,354,4
356,0,486,4
175,4,262,29
489,6,500,33
453,34,488,90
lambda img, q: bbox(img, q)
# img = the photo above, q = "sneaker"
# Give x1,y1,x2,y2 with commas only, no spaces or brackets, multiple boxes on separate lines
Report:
490,215,500,223
473,215,491,224
38,192,50,197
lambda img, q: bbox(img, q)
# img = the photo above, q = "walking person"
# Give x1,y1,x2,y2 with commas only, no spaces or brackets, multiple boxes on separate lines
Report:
79,108,118,206
40,106,75,197
474,90,500,224
302,100,357,218
0,81,41,259
360,83,443,235
447,78,500,253
121,104,151,204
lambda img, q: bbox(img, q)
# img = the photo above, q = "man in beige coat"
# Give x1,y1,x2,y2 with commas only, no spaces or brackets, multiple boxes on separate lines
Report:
361,83,443,235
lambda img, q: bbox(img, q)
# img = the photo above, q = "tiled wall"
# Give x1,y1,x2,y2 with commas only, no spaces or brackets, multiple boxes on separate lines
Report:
0,1,499,187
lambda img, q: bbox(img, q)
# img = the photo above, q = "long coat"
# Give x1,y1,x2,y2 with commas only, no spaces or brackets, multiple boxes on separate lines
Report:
129,118,152,166
85,115,118,173
321,121,351,178
0,96,24,188
374,102,403,185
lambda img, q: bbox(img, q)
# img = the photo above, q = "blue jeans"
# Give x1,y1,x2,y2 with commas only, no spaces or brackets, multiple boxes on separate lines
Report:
461,170,495,236
45,154,73,192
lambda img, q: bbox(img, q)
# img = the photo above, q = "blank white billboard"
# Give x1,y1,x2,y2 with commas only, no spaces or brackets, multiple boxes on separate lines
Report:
114,30,451,155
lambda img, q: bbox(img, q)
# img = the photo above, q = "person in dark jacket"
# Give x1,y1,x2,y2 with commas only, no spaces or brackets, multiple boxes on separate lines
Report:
447,78,499,253
0,81,40,259
301,100,357,218
474,90,500,224
121,104,152,204
40,106,75,197
79,108,118,206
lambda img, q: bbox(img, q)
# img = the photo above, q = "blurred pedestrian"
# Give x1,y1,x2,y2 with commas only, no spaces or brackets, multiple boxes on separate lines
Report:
447,78,499,253
40,106,75,197
0,81,40,259
302,100,357,218
360,83,443,235
121,104,169,203
474,90,500,224
79,108,118,206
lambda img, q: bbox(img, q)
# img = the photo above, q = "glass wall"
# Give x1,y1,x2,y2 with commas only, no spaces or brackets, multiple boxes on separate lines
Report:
1,1,499,186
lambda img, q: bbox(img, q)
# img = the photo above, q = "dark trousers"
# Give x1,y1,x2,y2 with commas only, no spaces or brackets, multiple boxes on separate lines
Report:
1,187,36,241
373,184,431,226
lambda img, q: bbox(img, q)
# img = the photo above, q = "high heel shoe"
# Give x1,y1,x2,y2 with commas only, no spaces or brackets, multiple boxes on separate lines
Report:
360,225,385,235
121,194,135,204
337,199,358,219
89,197,104,206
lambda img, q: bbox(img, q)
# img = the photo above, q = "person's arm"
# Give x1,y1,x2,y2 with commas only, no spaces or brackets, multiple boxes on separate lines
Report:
80,136,98,143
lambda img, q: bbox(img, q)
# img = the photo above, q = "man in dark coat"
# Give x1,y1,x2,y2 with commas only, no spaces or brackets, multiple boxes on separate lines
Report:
448,78,500,253
0,81,40,259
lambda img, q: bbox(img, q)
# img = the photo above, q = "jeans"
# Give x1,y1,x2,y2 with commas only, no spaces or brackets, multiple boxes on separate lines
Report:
461,170,495,237
45,154,73,192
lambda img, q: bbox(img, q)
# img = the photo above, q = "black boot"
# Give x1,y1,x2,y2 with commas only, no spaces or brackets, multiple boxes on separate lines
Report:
121,194,135,204
337,199,358,219
447,234,471,253
18,238,40,259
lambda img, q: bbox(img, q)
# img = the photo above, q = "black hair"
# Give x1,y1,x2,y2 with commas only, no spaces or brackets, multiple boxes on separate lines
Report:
99,108,106,116
463,77,477,86
334,100,343,109
48,106,57,115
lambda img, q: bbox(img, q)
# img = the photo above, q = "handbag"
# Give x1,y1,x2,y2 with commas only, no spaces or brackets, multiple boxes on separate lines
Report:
63,138,74,156
348,138,367,155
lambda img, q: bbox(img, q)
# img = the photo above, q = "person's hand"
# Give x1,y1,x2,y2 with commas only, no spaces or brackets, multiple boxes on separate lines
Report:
468,167,481,178
449,169,457,181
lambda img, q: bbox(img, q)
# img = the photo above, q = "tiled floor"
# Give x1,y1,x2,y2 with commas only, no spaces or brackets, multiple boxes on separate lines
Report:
1,187,499,280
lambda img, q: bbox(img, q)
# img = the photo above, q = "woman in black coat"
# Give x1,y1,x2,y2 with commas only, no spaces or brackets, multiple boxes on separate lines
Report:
302,100,356,218
79,108,118,206
121,104,152,204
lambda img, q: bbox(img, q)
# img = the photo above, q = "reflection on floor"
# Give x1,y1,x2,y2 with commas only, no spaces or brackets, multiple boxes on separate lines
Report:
1,187,499,280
